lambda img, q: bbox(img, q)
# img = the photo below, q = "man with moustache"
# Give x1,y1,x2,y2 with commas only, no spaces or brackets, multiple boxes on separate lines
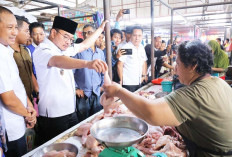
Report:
33,16,108,144
117,26,147,92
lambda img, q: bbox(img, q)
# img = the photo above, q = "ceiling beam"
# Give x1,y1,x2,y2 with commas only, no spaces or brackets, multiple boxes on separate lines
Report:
26,5,57,12
31,0,70,9
184,11,232,17
173,1,232,10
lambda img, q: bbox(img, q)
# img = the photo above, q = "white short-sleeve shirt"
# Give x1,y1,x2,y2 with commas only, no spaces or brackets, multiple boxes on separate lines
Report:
119,42,147,85
33,38,79,117
0,44,27,141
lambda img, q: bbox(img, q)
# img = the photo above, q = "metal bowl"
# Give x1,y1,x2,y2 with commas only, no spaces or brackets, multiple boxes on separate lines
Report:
90,116,148,148
32,143,78,157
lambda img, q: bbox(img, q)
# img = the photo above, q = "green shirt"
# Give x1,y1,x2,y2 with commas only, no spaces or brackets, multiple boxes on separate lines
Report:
13,45,33,100
165,77,232,157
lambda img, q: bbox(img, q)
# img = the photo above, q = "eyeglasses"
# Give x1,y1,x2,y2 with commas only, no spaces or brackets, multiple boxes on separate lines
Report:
82,31,93,36
56,29,75,45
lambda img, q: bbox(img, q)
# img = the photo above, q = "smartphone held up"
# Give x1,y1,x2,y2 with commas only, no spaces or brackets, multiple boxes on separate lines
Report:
123,9,130,14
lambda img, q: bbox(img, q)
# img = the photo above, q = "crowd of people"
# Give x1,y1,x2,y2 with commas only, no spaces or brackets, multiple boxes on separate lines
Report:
0,6,232,157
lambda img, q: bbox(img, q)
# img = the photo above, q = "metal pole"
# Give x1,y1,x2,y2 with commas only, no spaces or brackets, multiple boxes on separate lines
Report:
184,11,232,18
26,6,57,12
173,1,232,10
58,5,60,16
194,17,232,23
31,0,70,9
76,0,78,8
157,0,172,9
103,0,112,79
151,0,155,79
194,25,196,39
170,9,173,66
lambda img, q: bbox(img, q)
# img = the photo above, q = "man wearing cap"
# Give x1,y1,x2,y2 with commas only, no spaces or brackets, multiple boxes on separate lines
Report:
33,16,108,144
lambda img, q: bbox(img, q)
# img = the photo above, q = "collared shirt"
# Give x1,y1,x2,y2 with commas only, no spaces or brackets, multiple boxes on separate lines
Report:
119,42,147,85
0,44,27,141
33,38,80,117
73,47,105,97
13,45,33,100
26,42,38,77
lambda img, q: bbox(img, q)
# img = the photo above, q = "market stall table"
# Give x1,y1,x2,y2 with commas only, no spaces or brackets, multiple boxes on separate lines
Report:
23,83,171,157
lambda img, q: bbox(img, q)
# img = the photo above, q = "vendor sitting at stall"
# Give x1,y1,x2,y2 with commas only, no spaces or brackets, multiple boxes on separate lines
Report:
104,40,232,157
208,40,229,78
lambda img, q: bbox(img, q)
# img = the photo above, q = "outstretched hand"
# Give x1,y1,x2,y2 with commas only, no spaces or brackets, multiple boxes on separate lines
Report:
116,9,124,21
87,59,108,73
103,82,122,98
100,20,109,30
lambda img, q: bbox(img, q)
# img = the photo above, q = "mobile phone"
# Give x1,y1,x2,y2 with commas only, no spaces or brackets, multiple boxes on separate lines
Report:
123,9,130,14
122,49,132,55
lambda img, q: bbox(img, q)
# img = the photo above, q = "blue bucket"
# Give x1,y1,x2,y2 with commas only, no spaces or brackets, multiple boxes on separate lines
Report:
211,73,219,77
161,81,173,93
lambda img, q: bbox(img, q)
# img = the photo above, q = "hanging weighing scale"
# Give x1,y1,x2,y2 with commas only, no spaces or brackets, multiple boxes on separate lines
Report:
90,116,148,157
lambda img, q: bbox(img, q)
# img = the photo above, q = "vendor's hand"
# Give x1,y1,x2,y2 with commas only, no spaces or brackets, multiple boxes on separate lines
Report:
87,59,108,73
100,93,114,106
116,9,124,21
76,89,85,98
99,20,109,31
103,82,122,97
116,49,126,59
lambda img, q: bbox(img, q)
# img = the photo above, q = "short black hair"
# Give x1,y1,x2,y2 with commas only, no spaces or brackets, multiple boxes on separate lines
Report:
83,24,96,30
162,40,166,43
131,26,143,34
216,38,221,42
15,15,30,29
154,36,161,40
0,6,13,22
75,38,83,44
226,38,229,42
110,29,122,39
29,22,45,35
178,40,213,75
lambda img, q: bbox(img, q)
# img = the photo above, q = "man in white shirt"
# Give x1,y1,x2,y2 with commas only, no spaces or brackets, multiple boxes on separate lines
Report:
33,16,108,144
117,26,147,92
27,22,46,78
0,6,36,157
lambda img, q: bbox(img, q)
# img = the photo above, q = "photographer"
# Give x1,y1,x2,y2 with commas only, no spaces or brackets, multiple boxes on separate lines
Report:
117,26,147,92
